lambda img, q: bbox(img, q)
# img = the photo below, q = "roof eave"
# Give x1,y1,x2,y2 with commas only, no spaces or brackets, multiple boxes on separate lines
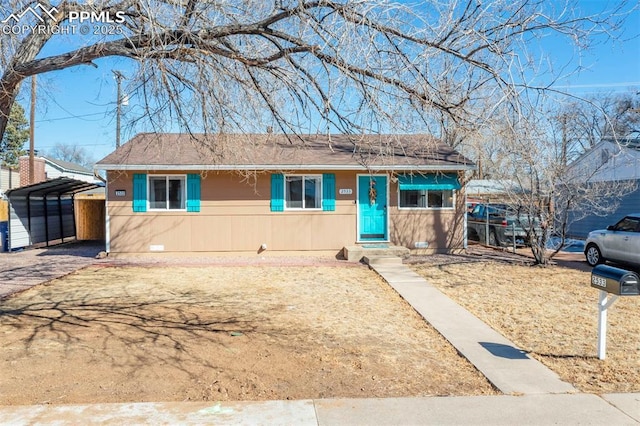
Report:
95,164,476,172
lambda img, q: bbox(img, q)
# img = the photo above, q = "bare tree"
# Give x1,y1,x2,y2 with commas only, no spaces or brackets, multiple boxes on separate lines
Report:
551,93,640,163
475,100,637,265
46,142,94,168
0,0,634,151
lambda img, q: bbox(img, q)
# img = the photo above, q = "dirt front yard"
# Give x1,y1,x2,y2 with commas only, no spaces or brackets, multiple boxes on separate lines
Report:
410,255,640,394
0,263,496,405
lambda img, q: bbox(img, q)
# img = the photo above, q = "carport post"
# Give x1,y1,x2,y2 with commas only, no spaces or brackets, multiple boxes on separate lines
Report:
26,192,32,243
485,204,489,245
44,194,49,247
597,290,618,360
58,193,64,244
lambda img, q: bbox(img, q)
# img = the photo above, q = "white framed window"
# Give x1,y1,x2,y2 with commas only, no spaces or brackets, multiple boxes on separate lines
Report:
148,175,186,210
285,175,322,209
399,189,454,209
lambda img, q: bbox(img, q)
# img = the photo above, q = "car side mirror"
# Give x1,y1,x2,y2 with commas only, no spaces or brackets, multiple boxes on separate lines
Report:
607,225,615,231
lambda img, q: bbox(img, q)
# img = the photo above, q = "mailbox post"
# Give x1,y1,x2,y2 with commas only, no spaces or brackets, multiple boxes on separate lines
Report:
590,265,640,360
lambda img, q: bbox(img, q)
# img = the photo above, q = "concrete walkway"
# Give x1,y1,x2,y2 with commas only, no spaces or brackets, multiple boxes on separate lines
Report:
368,260,575,395
1,254,639,424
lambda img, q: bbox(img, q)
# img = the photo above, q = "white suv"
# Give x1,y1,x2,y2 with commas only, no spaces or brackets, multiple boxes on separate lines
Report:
585,214,640,267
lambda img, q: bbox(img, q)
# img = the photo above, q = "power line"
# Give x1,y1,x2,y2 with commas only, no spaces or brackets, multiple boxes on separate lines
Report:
40,89,112,122
36,141,115,147
554,82,640,89
36,112,107,123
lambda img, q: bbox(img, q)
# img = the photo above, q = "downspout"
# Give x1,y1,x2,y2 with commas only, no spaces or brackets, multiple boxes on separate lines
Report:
93,168,108,252
93,170,106,184
71,193,77,242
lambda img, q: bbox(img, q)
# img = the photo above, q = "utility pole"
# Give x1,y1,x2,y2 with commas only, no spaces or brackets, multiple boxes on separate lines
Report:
29,75,36,184
113,70,124,148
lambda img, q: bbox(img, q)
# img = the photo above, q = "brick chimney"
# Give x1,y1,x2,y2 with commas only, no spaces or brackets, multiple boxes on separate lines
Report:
19,156,46,186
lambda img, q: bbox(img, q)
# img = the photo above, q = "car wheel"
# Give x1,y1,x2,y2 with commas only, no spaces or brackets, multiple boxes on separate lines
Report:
585,244,604,266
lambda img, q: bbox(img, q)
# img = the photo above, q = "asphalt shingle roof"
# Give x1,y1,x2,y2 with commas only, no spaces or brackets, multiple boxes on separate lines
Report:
96,133,475,171
42,156,93,175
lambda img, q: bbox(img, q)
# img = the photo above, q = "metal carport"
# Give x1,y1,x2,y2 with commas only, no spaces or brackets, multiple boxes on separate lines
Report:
6,177,102,250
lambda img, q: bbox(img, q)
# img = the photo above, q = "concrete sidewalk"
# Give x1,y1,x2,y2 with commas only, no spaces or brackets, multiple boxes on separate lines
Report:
1,394,638,425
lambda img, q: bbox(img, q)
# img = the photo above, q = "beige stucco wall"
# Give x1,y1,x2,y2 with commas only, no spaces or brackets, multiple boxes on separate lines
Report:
105,170,465,253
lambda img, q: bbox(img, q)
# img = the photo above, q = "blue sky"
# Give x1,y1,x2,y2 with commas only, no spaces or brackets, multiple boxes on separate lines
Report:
12,1,640,164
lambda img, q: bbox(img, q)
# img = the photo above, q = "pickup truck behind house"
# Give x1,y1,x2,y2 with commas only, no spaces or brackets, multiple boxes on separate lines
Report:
467,203,508,246
467,203,543,247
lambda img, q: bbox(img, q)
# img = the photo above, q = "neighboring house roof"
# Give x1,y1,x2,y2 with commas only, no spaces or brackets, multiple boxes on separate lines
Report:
567,140,640,183
42,156,93,175
466,179,522,197
601,132,640,150
95,133,475,171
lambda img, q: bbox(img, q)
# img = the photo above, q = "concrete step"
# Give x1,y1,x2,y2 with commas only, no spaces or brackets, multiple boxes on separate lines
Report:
343,245,410,262
363,256,403,266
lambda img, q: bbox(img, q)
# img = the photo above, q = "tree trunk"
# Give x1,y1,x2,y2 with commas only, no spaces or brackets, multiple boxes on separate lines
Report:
0,78,21,141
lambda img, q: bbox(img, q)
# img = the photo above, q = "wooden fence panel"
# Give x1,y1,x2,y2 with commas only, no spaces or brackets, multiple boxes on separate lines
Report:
0,200,8,222
75,199,105,240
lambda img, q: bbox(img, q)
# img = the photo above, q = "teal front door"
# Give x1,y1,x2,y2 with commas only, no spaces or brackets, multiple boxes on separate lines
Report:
358,175,387,241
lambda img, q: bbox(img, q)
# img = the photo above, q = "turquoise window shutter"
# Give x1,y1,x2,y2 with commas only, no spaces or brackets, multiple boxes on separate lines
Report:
132,173,147,212
322,173,336,211
271,173,284,212
187,174,201,212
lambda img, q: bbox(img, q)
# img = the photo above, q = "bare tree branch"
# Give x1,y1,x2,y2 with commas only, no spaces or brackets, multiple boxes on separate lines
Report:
0,0,635,146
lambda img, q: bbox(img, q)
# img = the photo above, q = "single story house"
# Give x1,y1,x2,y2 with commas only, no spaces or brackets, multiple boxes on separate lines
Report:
564,137,640,238
95,133,475,255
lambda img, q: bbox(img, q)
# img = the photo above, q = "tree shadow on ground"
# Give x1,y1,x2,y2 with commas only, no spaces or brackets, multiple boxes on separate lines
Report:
0,291,272,382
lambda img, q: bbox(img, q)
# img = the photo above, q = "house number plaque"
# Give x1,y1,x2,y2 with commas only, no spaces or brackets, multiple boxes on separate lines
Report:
339,188,353,195
115,190,126,197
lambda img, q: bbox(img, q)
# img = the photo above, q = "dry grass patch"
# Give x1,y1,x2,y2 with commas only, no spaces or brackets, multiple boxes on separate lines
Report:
411,258,640,393
0,264,496,405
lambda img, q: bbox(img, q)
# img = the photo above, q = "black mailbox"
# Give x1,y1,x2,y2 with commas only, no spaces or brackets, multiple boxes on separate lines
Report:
591,265,640,296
